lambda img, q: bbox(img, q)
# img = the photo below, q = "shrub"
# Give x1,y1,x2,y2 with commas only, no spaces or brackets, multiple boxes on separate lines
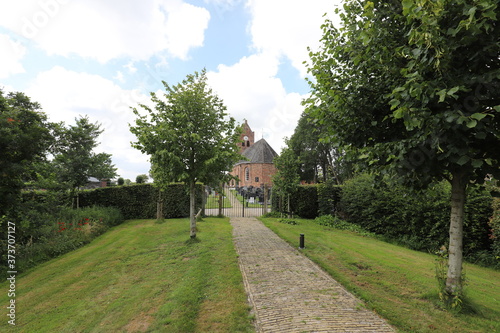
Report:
339,173,494,262
278,218,299,225
79,183,203,219
271,185,318,219
491,198,500,264
314,215,375,236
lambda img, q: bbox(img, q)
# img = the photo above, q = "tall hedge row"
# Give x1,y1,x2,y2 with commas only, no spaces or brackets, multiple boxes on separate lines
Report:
338,174,494,259
79,183,203,219
273,174,496,265
272,184,341,218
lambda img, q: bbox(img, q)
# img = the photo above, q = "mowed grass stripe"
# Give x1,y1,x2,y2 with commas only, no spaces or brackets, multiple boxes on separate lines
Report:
1,218,254,333
261,217,500,333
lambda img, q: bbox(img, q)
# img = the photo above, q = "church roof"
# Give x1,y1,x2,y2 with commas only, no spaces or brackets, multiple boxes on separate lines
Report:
241,138,278,164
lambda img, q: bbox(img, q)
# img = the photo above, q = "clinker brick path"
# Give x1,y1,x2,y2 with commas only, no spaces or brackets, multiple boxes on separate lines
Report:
231,217,395,333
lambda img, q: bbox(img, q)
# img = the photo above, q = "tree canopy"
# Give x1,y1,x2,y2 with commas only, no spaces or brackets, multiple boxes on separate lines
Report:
305,0,500,301
0,90,53,216
52,115,118,193
130,69,241,238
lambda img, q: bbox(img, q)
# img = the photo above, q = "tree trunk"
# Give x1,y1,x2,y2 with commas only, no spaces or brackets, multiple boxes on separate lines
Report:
218,184,223,217
446,172,467,295
156,190,163,220
287,194,292,218
189,181,196,238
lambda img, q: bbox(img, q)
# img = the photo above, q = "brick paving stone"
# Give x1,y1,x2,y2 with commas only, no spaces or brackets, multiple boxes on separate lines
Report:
231,217,395,333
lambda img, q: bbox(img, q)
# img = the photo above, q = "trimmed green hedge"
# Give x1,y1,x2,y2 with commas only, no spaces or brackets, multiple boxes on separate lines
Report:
272,184,341,219
79,183,204,219
339,174,494,259
271,175,496,267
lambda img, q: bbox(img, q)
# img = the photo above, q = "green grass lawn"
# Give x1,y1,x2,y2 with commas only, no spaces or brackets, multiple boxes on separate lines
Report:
205,194,232,209
0,218,254,333
231,191,261,208
260,217,500,333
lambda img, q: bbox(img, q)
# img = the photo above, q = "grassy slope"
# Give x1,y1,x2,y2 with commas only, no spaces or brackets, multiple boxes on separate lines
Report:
261,217,500,333
0,218,254,333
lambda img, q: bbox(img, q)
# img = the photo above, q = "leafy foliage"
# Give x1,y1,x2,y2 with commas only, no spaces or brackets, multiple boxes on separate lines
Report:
0,205,123,278
314,215,375,237
79,183,203,219
130,69,241,237
0,90,53,217
135,174,149,184
339,173,495,263
52,115,117,192
317,181,342,216
288,112,348,183
273,145,300,196
305,0,500,298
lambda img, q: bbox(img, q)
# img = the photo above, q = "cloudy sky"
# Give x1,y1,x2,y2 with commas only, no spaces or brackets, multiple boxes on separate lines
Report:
0,0,340,181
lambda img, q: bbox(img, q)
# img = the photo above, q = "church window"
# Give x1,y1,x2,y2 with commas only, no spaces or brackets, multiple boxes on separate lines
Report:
245,167,249,181
242,142,245,146
255,177,259,182
246,141,250,147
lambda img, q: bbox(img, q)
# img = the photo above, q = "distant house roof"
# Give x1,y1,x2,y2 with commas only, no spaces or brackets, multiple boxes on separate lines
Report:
88,177,100,183
240,138,278,164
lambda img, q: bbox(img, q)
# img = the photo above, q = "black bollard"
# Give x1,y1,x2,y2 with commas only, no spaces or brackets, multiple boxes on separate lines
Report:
299,234,305,249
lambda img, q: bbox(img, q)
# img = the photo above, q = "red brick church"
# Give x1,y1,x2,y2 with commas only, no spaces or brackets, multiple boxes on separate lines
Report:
229,120,278,187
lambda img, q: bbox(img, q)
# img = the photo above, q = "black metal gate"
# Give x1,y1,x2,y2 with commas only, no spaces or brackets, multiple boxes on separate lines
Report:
203,184,271,217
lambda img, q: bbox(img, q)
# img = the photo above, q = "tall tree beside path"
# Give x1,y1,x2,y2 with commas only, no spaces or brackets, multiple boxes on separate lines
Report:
130,69,241,238
305,0,500,303
273,143,300,217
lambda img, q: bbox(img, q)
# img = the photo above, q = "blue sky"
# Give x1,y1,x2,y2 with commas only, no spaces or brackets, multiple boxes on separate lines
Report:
0,0,339,181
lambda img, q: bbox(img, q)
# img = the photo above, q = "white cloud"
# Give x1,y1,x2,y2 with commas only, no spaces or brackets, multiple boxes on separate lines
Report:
0,34,26,79
246,0,337,77
207,53,305,153
0,0,210,63
26,66,152,179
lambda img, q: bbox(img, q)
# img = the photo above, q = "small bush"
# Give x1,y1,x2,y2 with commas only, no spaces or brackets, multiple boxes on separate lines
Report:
314,215,375,237
262,211,281,218
278,218,299,225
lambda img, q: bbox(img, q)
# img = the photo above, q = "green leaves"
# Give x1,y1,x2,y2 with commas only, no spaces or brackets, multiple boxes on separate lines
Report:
304,0,500,188
437,86,460,103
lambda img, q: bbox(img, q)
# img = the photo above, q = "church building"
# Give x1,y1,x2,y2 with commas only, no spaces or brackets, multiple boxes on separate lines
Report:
229,120,278,187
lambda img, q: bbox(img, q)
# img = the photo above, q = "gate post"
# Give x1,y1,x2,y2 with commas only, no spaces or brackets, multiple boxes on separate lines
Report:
263,184,268,216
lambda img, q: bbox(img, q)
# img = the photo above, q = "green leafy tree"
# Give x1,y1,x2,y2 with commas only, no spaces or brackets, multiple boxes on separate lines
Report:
135,174,149,184
0,90,53,216
272,144,301,217
53,116,117,204
305,0,500,301
288,112,350,184
130,69,241,238
117,177,125,186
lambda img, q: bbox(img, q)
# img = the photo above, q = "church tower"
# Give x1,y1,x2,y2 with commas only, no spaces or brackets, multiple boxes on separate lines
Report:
239,119,255,153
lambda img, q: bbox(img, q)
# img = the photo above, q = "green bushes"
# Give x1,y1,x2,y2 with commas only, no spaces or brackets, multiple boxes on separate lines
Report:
338,174,495,265
314,214,375,236
79,183,203,219
490,198,500,264
272,174,497,267
272,185,320,218
317,182,342,216
272,183,341,219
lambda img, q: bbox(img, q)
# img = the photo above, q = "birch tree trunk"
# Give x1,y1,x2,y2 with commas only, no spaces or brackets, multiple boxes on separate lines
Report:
446,173,467,295
189,181,196,239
